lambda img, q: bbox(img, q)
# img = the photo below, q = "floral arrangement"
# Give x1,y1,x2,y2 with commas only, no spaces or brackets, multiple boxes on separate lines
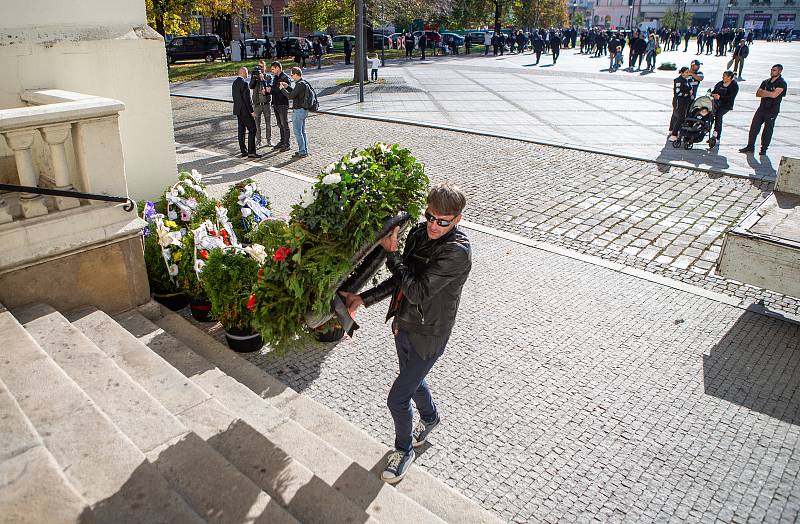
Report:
221,179,272,241
140,200,185,296
248,143,429,347
201,246,262,332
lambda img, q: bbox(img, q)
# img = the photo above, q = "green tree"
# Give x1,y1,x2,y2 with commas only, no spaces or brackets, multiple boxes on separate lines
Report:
146,0,196,36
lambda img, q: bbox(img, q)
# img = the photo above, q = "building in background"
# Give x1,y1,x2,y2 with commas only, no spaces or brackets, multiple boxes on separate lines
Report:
718,0,799,33
592,0,639,28
636,0,718,29
190,0,300,43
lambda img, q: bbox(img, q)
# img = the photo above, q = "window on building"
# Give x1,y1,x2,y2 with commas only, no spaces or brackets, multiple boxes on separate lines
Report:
262,6,273,36
283,12,294,35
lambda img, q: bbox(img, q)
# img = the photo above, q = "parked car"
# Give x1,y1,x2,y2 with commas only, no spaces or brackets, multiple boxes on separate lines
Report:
307,32,334,53
165,34,224,64
275,37,309,59
466,31,489,43
332,35,356,51
441,32,465,51
244,38,269,58
412,31,442,48
371,34,392,50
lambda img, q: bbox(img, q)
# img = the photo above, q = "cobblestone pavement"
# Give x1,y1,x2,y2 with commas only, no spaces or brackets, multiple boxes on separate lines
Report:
170,41,800,179
171,97,799,316
171,141,800,522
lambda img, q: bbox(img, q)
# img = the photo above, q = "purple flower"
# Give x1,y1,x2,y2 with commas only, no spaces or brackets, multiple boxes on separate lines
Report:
143,201,156,222
143,225,150,238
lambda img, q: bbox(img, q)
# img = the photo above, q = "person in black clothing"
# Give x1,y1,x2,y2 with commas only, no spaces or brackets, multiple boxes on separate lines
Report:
340,183,472,485
683,30,690,52
491,32,499,56
344,37,352,65
267,61,291,152
740,64,788,156
669,66,693,140
531,33,544,64
550,32,561,64
232,67,260,158
405,33,414,57
498,33,506,56
464,33,472,54
710,70,739,146
419,33,427,60
687,59,704,99
731,40,749,81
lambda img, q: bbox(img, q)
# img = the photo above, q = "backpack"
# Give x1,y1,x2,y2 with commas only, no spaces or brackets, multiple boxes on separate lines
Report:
739,45,749,58
301,80,319,112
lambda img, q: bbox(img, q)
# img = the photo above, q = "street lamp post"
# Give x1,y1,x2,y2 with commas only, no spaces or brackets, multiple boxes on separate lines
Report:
724,2,732,28
380,0,386,67
629,4,634,32
357,0,364,103
571,1,578,25
681,0,688,31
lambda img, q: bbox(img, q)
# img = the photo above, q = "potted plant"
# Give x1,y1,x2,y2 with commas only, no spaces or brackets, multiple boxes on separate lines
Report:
221,178,272,242
312,318,345,343
140,200,188,310
201,246,264,352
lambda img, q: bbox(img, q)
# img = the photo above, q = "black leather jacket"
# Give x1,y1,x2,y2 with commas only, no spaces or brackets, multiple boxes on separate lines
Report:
360,223,471,337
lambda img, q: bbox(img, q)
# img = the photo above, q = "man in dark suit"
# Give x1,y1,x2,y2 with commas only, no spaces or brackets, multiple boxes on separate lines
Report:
232,67,260,158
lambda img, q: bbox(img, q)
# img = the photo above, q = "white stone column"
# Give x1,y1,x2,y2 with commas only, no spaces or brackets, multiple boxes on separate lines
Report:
40,123,80,211
3,129,48,218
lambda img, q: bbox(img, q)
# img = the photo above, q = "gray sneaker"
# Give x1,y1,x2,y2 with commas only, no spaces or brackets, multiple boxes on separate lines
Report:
381,449,415,484
412,415,441,448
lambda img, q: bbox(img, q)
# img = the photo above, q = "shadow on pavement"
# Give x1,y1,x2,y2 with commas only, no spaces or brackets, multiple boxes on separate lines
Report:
703,305,800,426
654,141,732,174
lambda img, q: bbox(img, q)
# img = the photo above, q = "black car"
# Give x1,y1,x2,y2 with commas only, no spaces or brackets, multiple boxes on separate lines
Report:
275,37,310,59
166,35,224,64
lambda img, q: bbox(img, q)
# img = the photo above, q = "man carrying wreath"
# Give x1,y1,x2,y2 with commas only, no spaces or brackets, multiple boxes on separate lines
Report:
340,182,472,484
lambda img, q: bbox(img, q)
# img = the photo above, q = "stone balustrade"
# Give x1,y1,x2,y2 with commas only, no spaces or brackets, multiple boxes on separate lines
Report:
0,90,127,223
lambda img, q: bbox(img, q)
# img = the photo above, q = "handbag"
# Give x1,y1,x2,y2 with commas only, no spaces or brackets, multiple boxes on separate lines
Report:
656,46,662,55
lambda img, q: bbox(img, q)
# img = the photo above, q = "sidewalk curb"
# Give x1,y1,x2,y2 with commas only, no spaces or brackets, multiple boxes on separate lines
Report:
170,92,775,183
177,141,799,327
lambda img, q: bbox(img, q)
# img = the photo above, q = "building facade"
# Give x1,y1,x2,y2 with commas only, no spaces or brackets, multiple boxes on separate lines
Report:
636,0,719,29
191,0,301,43
592,0,638,28
719,0,798,32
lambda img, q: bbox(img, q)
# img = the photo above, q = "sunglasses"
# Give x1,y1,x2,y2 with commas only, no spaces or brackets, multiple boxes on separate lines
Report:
424,211,456,227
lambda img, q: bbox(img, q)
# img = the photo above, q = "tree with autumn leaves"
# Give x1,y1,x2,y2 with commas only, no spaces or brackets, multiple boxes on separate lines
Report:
146,0,255,37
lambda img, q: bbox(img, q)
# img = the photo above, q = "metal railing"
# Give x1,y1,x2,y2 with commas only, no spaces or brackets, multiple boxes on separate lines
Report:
0,184,135,212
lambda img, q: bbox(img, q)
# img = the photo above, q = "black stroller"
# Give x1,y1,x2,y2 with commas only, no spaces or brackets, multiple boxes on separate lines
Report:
673,92,716,150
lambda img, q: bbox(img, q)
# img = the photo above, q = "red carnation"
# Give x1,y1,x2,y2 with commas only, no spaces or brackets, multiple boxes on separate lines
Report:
199,249,209,260
246,293,256,311
220,229,230,245
273,247,291,263
209,229,217,236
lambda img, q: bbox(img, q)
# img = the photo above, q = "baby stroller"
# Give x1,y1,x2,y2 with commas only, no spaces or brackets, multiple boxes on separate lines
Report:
673,92,716,150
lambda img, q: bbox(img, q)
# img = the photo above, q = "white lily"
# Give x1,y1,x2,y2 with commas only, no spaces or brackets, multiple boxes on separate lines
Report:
299,189,315,208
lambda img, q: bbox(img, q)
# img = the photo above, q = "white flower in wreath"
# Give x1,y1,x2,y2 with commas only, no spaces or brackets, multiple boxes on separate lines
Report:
323,162,337,174
176,185,186,195
244,244,268,264
377,143,392,154
190,169,203,183
299,189,315,208
241,207,252,218
322,173,341,185
167,208,178,220
348,155,366,165
194,260,206,273
168,264,179,277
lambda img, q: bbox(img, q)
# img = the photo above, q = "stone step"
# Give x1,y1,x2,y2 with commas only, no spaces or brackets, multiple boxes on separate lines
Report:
0,377,92,524
0,309,204,523
149,304,503,524
121,307,444,524
15,304,186,454
73,306,371,524
22,304,295,524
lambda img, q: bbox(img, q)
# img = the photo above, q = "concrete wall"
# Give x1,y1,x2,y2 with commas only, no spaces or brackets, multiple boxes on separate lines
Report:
0,1,177,200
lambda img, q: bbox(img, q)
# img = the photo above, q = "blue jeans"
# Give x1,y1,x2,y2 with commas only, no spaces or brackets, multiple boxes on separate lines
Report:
388,329,448,452
292,108,308,154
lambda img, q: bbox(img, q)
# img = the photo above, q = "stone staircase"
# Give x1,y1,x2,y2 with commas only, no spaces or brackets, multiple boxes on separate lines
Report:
0,301,501,524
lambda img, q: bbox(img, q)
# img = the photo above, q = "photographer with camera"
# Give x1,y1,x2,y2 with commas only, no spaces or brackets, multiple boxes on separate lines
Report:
249,60,273,148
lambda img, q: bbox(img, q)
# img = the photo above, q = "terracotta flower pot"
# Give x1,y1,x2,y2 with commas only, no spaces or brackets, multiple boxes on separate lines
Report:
153,292,188,311
224,327,263,352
